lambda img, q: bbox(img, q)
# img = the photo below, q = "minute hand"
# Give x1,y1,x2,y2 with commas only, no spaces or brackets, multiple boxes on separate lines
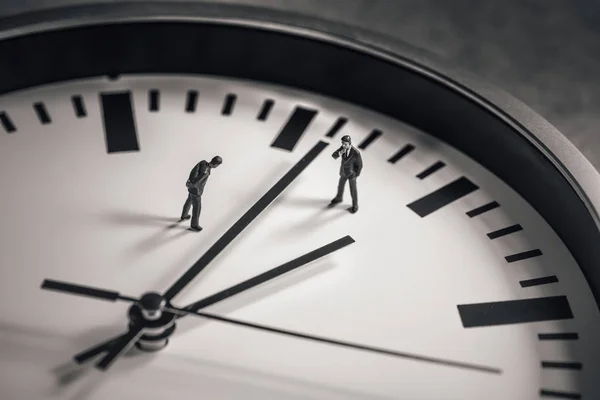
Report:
163,140,329,301
95,141,329,370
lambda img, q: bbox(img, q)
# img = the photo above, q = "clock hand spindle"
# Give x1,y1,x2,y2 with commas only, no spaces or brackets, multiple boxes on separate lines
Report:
57,234,353,364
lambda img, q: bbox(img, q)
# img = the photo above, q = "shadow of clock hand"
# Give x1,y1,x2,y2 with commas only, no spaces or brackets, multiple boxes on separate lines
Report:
161,352,397,400
272,196,331,208
66,371,108,400
51,324,146,389
52,349,160,400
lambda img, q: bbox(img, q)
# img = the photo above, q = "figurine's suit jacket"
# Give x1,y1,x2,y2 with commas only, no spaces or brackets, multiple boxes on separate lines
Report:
186,160,212,196
333,146,363,178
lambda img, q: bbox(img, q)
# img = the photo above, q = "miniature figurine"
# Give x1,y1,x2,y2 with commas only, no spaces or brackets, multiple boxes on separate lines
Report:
180,156,223,231
330,135,362,213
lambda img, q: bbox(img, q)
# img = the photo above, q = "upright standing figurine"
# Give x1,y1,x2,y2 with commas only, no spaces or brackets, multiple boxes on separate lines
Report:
330,135,362,213
180,155,223,231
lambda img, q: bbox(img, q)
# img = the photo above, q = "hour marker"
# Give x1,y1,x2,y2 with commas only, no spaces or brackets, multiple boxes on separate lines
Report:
520,275,558,287
541,361,582,370
358,129,382,149
221,93,237,115
505,249,542,263
149,89,160,112
466,201,500,217
417,161,446,179
487,224,523,239
0,111,16,133
100,91,140,153
271,106,318,152
34,102,51,124
257,99,274,121
388,144,415,163
325,117,347,138
457,295,573,328
186,90,198,113
407,177,479,217
540,389,581,399
538,333,579,341
71,95,87,117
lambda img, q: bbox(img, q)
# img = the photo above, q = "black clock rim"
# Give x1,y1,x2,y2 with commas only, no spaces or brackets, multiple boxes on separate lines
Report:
0,17,598,308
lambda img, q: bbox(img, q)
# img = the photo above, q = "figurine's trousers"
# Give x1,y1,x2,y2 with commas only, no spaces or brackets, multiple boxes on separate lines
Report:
181,193,202,226
336,176,358,206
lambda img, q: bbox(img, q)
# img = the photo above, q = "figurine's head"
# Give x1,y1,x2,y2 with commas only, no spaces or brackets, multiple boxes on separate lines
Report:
341,135,352,150
209,156,223,168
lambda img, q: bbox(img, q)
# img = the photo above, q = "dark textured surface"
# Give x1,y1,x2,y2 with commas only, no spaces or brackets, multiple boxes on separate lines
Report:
241,0,600,168
0,0,598,168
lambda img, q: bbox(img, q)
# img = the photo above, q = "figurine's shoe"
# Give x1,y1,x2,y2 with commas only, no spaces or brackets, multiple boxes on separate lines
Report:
348,206,358,214
180,215,191,220
329,198,343,205
190,225,203,232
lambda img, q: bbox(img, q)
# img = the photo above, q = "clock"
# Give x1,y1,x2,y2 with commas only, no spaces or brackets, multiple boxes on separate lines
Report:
0,2,598,399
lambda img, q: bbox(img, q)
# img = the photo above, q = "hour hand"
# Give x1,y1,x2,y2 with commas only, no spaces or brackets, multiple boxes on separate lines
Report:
73,333,127,364
41,279,137,303
95,325,145,371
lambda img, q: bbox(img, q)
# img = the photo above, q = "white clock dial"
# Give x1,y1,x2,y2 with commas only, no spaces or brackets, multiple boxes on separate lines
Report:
0,75,598,400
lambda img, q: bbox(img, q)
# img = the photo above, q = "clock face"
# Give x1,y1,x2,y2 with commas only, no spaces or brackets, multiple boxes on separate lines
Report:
1,74,599,400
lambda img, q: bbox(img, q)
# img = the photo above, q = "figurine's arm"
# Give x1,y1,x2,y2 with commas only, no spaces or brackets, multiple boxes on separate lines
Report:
186,164,200,187
190,164,210,185
188,164,200,181
354,152,363,177
332,147,343,159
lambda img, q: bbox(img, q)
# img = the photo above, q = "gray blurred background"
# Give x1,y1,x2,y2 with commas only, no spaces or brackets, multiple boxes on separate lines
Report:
0,0,599,167
223,0,600,168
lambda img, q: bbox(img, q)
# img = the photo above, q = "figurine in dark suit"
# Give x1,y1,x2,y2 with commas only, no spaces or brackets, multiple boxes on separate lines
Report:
330,135,362,213
180,156,223,231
